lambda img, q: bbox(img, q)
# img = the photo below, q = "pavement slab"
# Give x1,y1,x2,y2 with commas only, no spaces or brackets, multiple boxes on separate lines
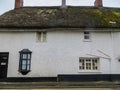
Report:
0,81,120,89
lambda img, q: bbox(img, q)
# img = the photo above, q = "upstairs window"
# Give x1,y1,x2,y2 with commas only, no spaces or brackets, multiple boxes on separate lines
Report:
84,32,91,41
79,57,99,71
37,32,47,42
19,49,32,75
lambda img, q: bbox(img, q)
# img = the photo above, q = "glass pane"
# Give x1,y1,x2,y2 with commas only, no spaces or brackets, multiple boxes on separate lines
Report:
22,54,27,59
89,63,91,69
43,32,46,42
84,35,89,39
86,62,91,70
92,59,98,70
79,59,82,63
79,59,85,70
82,66,84,69
28,54,31,59
84,32,90,40
27,60,30,64
86,63,89,70
79,62,82,65
86,59,91,62
38,32,41,41
22,60,27,64
27,65,30,71
95,60,97,63
22,65,26,70
84,32,89,34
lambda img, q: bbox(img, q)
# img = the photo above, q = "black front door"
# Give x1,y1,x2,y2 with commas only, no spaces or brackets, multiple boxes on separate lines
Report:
0,53,9,79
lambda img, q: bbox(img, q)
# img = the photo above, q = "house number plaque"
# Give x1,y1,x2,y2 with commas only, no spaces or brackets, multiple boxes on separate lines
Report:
1,62,6,65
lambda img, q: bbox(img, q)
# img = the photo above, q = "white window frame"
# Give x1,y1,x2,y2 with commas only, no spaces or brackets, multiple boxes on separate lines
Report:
83,32,92,42
79,57,99,72
36,32,47,42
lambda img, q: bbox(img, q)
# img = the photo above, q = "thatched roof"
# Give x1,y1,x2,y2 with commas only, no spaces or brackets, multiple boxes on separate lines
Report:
0,7,120,29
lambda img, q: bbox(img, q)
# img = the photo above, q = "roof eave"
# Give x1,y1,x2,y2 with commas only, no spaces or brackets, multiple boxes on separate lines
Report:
0,27,120,32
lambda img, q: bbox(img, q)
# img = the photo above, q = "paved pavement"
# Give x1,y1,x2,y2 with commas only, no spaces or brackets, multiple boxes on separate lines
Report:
0,81,120,89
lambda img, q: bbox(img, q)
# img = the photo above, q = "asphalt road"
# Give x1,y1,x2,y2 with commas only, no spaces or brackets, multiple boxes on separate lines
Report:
0,88,120,90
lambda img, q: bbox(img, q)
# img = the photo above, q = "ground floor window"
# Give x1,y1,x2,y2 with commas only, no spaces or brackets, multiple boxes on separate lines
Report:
79,57,99,71
19,49,32,75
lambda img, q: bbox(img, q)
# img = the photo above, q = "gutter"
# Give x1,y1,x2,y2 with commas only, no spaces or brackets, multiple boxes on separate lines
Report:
0,28,120,32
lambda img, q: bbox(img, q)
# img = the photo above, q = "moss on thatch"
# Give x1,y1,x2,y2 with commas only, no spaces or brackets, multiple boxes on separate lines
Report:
0,6,120,29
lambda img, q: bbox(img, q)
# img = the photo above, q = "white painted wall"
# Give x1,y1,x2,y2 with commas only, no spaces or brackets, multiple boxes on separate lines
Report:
112,32,120,73
0,29,119,77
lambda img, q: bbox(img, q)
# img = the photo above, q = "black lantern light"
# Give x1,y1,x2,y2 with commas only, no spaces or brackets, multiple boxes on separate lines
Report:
19,49,32,75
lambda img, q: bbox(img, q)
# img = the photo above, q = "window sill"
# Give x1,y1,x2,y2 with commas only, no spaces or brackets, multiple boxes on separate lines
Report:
83,39,92,42
19,70,31,75
78,70,101,73
36,41,47,43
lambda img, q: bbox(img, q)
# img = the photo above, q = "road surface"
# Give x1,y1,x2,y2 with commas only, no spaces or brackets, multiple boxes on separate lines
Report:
0,88,119,90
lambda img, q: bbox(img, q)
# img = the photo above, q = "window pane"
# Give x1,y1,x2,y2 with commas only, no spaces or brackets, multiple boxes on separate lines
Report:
79,62,82,70
84,35,89,39
22,65,26,70
22,60,27,64
22,54,27,59
27,65,30,71
84,32,89,34
92,59,98,70
79,59,85,70
28,54,31,59
89,63,91,69
43,32,46,42
38,32,41,41
27,60,30,64
84,32,90,39
86,63,90,70
86,59,91,62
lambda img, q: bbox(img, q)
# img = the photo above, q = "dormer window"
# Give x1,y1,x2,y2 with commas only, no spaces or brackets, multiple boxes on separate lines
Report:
19,49,32,75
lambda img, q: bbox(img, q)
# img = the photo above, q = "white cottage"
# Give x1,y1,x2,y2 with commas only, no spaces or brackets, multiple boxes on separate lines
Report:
0,0,120,81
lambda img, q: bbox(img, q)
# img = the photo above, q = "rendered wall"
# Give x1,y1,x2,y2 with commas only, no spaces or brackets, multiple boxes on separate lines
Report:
0,30,119,77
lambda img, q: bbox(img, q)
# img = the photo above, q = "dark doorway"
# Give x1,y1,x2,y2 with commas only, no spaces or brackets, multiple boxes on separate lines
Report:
0,53,9,79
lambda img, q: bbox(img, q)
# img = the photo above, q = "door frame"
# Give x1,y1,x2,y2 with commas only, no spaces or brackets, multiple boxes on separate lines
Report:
0,52,9,79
